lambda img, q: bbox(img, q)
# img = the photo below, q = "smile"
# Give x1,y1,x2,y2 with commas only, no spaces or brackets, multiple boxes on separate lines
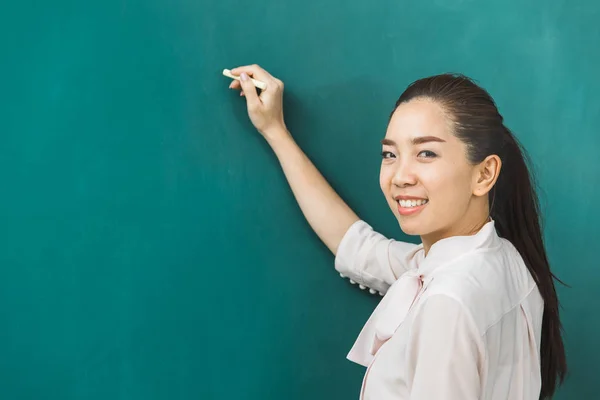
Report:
396,199,428,216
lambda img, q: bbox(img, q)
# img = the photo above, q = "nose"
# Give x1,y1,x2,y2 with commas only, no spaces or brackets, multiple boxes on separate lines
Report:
391,159,417,188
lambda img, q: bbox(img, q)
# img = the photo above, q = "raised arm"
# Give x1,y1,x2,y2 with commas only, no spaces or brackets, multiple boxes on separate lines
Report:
227,64,418,294
229,64,359,255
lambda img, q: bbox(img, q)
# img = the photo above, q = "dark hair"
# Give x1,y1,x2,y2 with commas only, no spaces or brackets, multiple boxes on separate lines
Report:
391,74,567,399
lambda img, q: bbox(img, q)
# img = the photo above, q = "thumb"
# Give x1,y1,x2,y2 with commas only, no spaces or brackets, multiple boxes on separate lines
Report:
239,73,261,108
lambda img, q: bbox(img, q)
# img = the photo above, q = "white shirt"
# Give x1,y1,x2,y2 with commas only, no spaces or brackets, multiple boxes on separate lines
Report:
334,219,544,400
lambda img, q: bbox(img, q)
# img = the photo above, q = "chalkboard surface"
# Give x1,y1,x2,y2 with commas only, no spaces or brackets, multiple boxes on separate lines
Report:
1,0,598,398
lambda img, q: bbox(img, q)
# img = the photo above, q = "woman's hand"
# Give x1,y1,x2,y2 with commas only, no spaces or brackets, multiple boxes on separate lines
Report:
228,64,289,142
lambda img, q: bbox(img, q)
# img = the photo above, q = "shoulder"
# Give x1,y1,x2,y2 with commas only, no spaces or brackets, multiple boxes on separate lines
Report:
408,294,484,350
412,293,477,327
422,239,538,334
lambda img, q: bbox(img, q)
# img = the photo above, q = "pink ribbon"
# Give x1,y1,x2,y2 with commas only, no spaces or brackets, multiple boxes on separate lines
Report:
347,270,424,366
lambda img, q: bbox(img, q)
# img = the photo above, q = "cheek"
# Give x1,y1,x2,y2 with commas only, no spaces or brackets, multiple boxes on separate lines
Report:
379,168,390,194
422,165,472,203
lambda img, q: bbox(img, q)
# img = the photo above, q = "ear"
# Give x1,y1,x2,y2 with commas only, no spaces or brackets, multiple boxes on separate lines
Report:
473,155,502,197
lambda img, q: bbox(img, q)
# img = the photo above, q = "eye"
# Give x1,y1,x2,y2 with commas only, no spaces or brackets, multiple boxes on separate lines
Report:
417,150,437,158
381,151,396,159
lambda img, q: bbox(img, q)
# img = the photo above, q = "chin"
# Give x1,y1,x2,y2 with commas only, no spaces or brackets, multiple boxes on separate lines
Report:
396,217,423,237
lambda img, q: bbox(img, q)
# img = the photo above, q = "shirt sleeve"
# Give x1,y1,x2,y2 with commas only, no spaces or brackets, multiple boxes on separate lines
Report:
334,220,419,295
406,294,484,400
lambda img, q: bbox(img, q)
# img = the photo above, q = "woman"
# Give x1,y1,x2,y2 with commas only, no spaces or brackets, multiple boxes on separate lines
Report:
227,65,567,399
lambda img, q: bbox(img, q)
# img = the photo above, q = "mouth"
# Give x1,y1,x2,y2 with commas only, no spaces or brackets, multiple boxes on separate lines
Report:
395,198,428,216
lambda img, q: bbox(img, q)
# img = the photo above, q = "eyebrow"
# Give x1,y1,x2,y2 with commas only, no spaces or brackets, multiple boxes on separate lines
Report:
381,136,447,146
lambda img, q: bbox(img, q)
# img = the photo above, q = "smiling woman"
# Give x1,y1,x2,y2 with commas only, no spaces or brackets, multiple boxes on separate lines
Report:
228,65,566,400
379,97,501,247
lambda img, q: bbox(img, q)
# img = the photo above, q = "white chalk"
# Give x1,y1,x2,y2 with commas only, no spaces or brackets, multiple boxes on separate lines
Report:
223,69,267,90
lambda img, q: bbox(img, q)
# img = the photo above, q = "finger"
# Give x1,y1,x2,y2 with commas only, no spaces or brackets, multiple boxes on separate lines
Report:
230,64,274,85
227,72,266,91
238,72,260,106
240,91,245,97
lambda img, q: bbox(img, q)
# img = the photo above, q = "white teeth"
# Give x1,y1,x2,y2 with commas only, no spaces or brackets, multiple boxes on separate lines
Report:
398,199,428,208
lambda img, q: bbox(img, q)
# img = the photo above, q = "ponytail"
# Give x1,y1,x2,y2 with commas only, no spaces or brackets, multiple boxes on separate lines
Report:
492,127,567,399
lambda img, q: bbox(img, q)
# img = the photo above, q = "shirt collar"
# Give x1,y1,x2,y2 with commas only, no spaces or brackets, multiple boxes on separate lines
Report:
409,218,500,278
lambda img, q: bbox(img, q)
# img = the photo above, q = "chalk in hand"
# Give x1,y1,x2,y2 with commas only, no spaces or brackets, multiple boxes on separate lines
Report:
222,68,267,90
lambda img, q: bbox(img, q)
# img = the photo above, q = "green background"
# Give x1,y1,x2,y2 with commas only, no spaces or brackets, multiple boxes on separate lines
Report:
1,0,598,398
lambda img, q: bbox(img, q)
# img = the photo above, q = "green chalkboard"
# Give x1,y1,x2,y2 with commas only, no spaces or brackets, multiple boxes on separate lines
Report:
0,0,598,399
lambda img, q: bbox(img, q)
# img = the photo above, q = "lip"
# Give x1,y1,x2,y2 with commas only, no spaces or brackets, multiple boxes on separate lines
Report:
396,199,428,216
394,195,428,201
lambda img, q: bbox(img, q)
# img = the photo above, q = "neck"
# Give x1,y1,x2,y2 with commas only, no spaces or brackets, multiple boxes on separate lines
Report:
421,213,491,256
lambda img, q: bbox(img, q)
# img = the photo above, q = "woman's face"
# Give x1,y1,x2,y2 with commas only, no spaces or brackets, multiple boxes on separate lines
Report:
379,98,485,244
